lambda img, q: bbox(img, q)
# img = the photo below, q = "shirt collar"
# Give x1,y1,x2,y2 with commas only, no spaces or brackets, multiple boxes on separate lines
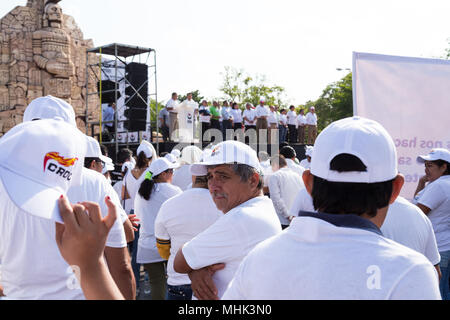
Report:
298,211,383,236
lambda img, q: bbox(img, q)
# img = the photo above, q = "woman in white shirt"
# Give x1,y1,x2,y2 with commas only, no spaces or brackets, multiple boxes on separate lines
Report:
287,105,297,143
135,158,182,300
231,102,243,136
415,149,450,300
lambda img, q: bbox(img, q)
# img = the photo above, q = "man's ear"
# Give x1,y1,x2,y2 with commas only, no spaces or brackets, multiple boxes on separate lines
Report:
302,170,314,196
389,174,405,205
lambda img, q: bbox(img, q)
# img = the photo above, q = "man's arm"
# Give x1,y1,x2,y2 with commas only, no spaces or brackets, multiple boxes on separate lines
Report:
104,246,136,300
268,175,292,221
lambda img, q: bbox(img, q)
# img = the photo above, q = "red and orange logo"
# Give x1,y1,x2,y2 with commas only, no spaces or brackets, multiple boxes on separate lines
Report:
44,152,78,172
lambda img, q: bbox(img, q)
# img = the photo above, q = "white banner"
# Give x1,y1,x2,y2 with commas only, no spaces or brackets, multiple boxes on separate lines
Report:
353,52,450,200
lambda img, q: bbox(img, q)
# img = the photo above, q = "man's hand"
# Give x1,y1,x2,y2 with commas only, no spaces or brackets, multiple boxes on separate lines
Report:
188,264,225,300
55,195,117,270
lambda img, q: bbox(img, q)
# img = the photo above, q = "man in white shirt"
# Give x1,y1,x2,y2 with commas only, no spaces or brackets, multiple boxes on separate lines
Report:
255,99,269,143
155,173,222,300
243,103,256,144
173,141,281,300
223,116,441,300
287,105,297,143
165,92,180,142
198,100,211,143
296,109,307,144
306,106,318,144
278,109,288,144
268,105,279,144
268,155,305,229
280,146,305,178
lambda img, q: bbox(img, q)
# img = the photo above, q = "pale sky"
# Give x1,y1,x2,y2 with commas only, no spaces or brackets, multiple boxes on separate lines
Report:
1,0,450,105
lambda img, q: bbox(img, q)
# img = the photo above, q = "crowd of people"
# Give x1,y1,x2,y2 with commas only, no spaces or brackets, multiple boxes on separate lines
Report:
160,93,319,145
0,95,448,301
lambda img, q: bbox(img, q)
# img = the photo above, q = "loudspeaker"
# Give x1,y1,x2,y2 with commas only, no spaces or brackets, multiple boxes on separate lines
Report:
97,80,121,103
124,108,147,131
125,63,148,108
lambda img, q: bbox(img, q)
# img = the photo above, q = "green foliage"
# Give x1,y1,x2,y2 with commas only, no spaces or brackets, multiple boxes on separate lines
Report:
313,72,353,132
177,90,205,104
220,66,287,107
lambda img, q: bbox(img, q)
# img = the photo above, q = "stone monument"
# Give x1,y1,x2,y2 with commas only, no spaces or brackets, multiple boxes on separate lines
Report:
0,0,100,136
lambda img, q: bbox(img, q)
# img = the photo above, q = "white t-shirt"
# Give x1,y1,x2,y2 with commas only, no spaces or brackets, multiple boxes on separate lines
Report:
299,158,311,170
289,187,315,216
287,110,297,125
134,183,182,264
222,214,441,300
124,169,146,212
279,114,288,126
306,112,318,125
113,180,133,214
172,164,193,191
0,178,85,300
416,175,450,252
155,188,222,286
182,196,281,299
381,196,440,265
268,111,278,125
268,167,305,225
67,168,127,248
242,109,256,126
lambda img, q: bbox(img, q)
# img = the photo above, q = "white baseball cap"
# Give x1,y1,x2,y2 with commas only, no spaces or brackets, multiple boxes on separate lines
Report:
121,161,135,173
190,141,262,176
305,146,314,157
310,116,398,183
417,148,450,164
85,136,102,158
171,149,181,158
137,140,154,159
0,119,86,222
181,146,203,165
23,96,77,127
164,153,178,164
101,156,115,174
148,158,180,177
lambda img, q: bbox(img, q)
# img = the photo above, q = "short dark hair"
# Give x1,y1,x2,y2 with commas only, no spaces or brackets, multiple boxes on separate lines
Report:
432,160,450,176
84,157,102,169
280,146,296,159
117,148,133,164
311,154,394,217
271,154,287,168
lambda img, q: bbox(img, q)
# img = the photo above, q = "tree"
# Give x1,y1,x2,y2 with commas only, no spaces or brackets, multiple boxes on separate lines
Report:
312,72,353,132
219,66,288,107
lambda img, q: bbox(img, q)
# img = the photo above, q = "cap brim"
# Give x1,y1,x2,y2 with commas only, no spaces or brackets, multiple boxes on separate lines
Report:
190,163,208,176
417,155,431,164
0,166,65,223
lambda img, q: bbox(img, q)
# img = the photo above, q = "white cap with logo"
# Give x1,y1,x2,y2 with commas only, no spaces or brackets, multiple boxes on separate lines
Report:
23,95,77,127
190,141,262,176
137,140,154,159
310,116,398,183
0,119,86,222
148,158,180,177
417,148,450,164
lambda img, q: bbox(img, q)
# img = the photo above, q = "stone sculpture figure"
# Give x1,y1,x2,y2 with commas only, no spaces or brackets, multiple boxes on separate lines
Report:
33,1,74,78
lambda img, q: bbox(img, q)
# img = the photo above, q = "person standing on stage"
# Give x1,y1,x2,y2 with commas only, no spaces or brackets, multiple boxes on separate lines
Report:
165,93,180,142
287,105,297,144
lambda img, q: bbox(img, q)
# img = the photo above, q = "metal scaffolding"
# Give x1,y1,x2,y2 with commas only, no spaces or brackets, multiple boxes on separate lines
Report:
85,43,158,158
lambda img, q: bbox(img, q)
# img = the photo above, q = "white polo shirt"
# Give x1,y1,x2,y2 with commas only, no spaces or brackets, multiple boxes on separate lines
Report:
381,196,440,265
155,188,222,286
287,110,297,125
172,164,194,191
255,105,269,118
182,196,281,299
297,114,307,127
268,111,278,125
299,158,311,170
231,109,243,123
223,212,441,300
166,99,179,114
135,183,182,264
0,178,85,300
416,175,450,252
243,109,256,126
268,167,305,225
286,158,305,177
279,114,288,126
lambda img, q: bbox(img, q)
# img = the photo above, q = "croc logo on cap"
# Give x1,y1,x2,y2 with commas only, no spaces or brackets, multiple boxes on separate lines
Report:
44,152,79,181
